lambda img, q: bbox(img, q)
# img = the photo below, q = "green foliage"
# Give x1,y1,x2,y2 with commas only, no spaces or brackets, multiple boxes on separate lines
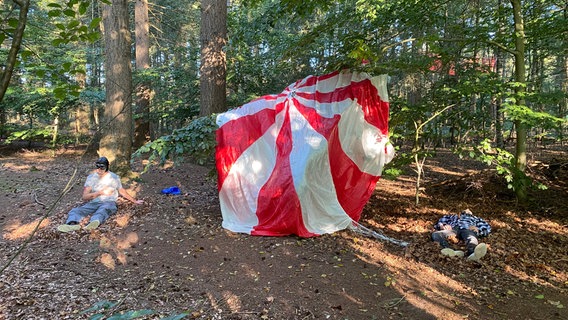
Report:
133,115,218,171
502,87,566,128
463,139,547,192
381,148,413,180
81,300,189,320
6,127,53,144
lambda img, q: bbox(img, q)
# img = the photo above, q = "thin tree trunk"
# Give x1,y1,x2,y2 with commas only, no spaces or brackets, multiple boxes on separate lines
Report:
0,0,30,120
133,0,151,148
494,48,505,148
511,0,528,202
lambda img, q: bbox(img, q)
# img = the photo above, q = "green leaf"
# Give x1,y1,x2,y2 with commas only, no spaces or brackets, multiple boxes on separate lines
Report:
68,20,80,29
107,309,154,320
63,9,76,17
79,2,89,15
53,87,67,100
48,10,62,17
8,18,19,28
89,18,102,29
535,294,545,299
81,300,119,314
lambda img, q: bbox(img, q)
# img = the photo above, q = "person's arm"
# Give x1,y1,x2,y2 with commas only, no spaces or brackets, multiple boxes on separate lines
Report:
81,186,104,201
118,187,144,205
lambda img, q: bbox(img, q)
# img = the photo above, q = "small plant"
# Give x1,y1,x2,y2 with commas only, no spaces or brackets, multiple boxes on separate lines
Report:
132,114,218,172
81,300,188,320
464,138,547,192
6,127,53,144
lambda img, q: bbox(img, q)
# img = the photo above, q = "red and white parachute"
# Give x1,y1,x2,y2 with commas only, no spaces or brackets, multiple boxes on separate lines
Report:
215,70,395,239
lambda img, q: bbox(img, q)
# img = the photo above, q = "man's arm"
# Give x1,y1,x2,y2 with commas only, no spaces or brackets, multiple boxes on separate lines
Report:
81,186,103,201
118,188,144,205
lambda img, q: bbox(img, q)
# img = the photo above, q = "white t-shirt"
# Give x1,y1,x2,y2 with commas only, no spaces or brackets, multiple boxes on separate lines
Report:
84,171,122,202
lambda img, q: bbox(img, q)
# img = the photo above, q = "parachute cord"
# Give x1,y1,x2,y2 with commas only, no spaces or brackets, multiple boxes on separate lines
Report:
349,221,409,247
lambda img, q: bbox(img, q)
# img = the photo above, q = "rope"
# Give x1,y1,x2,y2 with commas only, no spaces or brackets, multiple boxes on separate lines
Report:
349,221,409,247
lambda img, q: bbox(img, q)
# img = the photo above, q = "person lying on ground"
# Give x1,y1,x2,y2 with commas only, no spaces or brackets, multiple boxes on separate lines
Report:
57,156,144,233
431,209,491,262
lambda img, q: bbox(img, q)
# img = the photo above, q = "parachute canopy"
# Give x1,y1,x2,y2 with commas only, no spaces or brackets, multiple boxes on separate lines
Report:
215,70,394,237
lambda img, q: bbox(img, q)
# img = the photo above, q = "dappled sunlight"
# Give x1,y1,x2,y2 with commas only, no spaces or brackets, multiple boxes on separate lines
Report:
0,161,49,172
95,232,139,270
490,215,568,288
222,290,242,312
98,253,116,270
238,263,261,282
373,217,431,234
423,164,468,177
522,217,567,235
3,218,51,240
349,237,477,319
114,213,132,228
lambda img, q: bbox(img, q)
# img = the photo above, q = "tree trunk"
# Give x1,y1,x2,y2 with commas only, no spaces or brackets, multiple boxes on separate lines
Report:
511,0,528,202
100,0,133,176
133,0,151,148
0,0,30,125
494,51,505,148
199,0,227,116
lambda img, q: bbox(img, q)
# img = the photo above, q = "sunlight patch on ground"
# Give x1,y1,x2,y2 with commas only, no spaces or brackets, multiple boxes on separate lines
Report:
350,237,477,319
222,290,242,312
365,217,432,234
114,213,132,228
2,218,51,240
96,232,139,269
99,253,116,270
522,217,567,235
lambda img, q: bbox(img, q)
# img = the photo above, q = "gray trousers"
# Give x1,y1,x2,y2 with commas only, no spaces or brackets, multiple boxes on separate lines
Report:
432,227,479,256
66,201,117,225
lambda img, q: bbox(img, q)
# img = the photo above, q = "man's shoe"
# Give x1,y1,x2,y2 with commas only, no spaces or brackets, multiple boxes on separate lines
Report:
57,224,81,233
467,243,487,262
85,220,100,231
453,250,465,258
441,248,457,257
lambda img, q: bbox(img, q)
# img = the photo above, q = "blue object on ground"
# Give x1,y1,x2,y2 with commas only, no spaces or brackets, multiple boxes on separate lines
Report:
161,186,181,195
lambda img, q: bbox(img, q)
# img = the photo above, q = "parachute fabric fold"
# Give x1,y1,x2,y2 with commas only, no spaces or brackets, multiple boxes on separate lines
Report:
215,70,394,237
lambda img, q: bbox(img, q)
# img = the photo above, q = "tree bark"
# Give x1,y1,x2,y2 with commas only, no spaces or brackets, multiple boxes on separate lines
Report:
199,0,227,116
133,0,151,148
511,0,528,201
0,0,30,125
100,0,133,176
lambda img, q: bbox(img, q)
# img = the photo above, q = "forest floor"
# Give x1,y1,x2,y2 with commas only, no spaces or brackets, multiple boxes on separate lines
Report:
0,143,566,320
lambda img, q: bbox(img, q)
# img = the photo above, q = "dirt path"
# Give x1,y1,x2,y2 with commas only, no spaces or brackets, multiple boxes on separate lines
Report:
0,146,566,319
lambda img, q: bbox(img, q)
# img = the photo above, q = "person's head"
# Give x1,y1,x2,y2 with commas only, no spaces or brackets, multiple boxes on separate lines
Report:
95,157,109,172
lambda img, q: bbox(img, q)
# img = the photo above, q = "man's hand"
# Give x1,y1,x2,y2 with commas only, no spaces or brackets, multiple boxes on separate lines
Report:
101,187,115,195
134,199,144,205
468,226,479,233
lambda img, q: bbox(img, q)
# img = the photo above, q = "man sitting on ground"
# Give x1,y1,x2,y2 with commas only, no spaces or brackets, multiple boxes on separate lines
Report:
57,156,143,232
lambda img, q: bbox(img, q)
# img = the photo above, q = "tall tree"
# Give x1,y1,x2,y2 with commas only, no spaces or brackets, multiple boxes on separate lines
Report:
100,0,133,175
510,0,528,201
133,0,151,148
0,0,30,109
199,0,227,116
